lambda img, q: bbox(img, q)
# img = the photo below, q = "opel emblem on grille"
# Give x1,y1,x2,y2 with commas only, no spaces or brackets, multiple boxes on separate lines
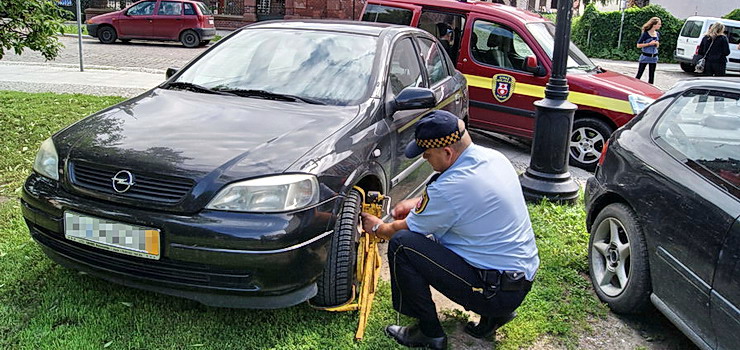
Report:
111,170,135,193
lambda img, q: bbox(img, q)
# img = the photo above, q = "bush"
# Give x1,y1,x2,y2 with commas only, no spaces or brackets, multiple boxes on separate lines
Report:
724,9,740,21
572,3,684,63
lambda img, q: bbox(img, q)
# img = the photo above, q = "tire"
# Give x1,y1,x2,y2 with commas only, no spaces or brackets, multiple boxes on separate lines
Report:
680,62,695,73
569,117,612,172
97,26,117,44
180,30,200,48
588,203,652,314
199,40,210,47
311,189,362,307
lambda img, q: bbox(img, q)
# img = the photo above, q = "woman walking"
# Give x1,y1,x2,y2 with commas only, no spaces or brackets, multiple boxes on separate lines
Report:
697,22,731,76
635,17,661,84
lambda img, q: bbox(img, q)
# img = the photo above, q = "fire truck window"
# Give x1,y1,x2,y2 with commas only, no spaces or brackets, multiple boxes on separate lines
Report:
418,11,465,63
361,4,413,25
472,20,535,72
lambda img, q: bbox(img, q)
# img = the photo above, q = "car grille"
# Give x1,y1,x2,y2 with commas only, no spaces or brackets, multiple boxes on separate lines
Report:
69,161,194,204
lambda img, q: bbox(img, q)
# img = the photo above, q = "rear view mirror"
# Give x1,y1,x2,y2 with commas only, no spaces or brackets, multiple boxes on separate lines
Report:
524,55,546,76
394,87,436,111
166,67,179,79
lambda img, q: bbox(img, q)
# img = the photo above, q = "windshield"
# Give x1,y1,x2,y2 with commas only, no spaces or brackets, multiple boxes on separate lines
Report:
526,22,595,70
175,29,378,106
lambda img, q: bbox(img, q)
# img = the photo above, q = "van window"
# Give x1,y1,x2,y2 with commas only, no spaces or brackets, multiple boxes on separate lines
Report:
418,11,465,62
680,21,703,39
726,25,740,45
417,37,451,86
527,22,595,70
471,20,535,71
362,4,413,25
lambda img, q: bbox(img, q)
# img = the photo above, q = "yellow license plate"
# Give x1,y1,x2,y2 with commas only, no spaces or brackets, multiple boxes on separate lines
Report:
64,211,160,260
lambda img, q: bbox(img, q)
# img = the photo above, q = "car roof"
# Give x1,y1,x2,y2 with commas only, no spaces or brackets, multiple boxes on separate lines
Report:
685,16,740,25
370,0,547,24
668,77,740,94
244,19,424,37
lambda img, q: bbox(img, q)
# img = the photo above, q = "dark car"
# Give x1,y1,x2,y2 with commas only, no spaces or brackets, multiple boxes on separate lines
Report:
86,0,216,47
585,78,740,349
22,21,468,309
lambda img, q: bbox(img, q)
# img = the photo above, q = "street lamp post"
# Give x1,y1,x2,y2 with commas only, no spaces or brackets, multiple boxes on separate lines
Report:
519,0,579,204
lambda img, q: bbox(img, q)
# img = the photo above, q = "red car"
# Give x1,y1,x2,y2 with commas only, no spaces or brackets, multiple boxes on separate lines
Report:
361,0,664,170
87,0,216,47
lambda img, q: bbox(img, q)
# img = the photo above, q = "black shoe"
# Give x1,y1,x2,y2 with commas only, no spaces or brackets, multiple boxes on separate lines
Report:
385,324,447,350
464,312,517,339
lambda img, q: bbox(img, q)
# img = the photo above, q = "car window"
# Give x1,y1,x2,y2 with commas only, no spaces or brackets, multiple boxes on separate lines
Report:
417,11,465,63
653,89,740,195
417,37,451,87
726,25,740,45
127,1,156,16
472,20,536,71
196,2,212,15
361,4,413,25
527,22,595,70
159,1,183,16
680,20,704,38
183,3,195,15
387,37,423,96
176,29,378,106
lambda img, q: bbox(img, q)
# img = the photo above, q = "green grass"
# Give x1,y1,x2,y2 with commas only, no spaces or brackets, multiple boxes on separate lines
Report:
0,90,606,349
60,24,89,36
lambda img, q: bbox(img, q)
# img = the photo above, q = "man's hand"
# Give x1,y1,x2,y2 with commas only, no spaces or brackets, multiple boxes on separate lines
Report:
390,197,421,220
361,212,383,236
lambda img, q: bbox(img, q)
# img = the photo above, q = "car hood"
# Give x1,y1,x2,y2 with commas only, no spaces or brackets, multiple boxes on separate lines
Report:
58,89,360,183
568,70,664,100
89,10,122,22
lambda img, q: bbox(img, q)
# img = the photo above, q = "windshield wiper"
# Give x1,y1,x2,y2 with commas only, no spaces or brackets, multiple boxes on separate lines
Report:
566,65,593,70
213,88,326,105
165,82,228,95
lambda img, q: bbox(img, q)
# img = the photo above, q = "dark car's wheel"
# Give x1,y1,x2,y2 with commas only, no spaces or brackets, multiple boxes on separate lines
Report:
589,203,652,314
98,26,117,44
311,189,361,307
569,117,612,172
199,40,210,47
680,62,695,73
180,30,200,48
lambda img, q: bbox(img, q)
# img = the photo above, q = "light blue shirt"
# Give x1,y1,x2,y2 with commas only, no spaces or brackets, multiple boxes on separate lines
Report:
406,144,539,280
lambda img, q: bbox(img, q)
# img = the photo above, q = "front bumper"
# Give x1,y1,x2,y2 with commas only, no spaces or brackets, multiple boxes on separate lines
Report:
22,173,340,308
86,24,99,38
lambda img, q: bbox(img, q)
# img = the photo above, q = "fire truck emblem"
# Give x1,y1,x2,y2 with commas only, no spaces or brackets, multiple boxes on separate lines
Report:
492,74,515,103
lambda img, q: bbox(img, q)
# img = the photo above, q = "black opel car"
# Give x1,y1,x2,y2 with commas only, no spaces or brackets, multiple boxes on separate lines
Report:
22,21,468,308
585,78,739,350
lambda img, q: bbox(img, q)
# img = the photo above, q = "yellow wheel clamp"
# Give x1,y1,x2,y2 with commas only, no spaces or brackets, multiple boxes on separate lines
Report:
314,186,389,341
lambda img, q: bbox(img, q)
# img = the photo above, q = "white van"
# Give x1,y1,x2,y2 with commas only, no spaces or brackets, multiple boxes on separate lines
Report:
675,16,740,73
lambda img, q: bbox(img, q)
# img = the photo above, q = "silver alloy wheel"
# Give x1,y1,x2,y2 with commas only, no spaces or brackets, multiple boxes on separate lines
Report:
569,126,604,165
591,217,631,297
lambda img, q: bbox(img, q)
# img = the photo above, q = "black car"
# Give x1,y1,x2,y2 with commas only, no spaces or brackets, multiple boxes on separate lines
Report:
585,78,739,350
21,20,468,309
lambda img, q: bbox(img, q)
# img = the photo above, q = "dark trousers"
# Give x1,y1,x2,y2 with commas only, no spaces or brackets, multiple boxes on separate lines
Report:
388,230,530,322
704,61,727,76
636,62,656,84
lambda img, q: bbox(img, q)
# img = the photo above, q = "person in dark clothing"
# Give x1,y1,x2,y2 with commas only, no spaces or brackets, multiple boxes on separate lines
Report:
698,22,731,76
635,17,661,84
436,23,454,58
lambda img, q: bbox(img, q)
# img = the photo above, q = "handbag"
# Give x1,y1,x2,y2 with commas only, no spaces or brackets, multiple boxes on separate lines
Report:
694,37,714,74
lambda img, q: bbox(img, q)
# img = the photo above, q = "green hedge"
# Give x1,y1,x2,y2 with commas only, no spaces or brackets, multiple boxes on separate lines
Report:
572,4,684,63
724,9,740,21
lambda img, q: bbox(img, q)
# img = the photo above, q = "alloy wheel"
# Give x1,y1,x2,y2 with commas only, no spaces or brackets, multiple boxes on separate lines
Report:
591,217,631,297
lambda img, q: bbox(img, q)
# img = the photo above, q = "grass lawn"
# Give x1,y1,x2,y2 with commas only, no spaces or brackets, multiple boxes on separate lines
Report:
0,91,606,349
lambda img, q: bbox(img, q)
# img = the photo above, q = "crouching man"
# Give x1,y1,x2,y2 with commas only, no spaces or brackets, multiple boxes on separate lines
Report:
361,110,539,349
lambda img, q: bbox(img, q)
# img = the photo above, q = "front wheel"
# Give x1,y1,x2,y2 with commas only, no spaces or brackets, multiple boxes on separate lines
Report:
180,30,200,48
98,26,117,44
589,203,652,314
569,118,612,172
311,189,361,307
680,62,695,73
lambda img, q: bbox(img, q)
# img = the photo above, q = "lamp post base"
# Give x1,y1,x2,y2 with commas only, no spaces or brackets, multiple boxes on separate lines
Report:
520,168,579,204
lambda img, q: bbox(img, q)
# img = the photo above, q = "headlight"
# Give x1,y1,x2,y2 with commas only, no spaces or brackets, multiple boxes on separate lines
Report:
206,174,319,212
628,94,655,115
33,138,59,181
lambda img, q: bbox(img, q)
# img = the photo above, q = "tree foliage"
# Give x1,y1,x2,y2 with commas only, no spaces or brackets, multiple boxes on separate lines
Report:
724,9,740,21
0,0,66,60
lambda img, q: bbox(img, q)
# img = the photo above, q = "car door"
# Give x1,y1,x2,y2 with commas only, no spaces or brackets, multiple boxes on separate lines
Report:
460,15,549,138
712,217,740,350
383,36,433,202
118,0,157,37
151,1,184,39
647,88,740,348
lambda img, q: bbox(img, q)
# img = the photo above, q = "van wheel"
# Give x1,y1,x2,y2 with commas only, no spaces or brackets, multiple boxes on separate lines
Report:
180,30,200,48
311,189,361,307
569,118,612,172
589,203,652,314
680,62,695,73
98,26,117,44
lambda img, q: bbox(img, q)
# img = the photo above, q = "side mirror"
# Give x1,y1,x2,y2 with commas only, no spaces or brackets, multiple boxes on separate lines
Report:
524,55,546,77
166,67,179,79
394,87,436,111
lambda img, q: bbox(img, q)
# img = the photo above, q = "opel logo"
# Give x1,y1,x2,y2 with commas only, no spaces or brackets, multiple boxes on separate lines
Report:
111,170,135,193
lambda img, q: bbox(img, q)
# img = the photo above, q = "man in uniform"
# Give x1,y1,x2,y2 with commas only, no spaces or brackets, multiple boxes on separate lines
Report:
361,110,539,349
